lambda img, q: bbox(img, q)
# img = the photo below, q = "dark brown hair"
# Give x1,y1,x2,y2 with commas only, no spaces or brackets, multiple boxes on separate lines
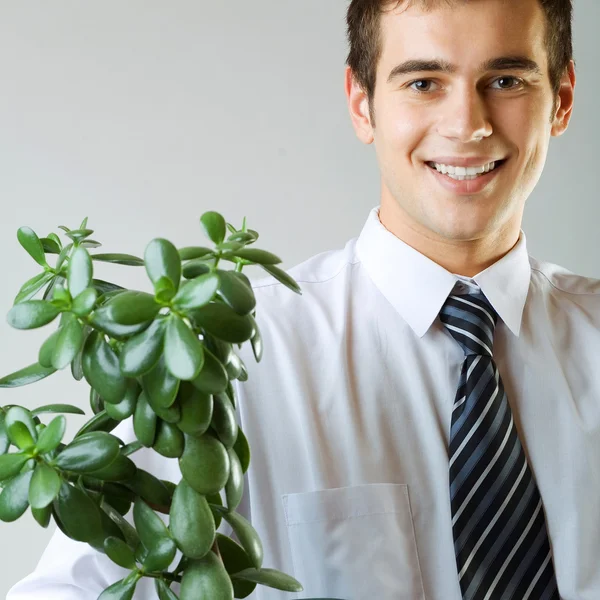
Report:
346,0,573,124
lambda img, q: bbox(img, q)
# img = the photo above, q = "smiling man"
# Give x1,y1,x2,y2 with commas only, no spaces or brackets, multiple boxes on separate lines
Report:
7,1,598,600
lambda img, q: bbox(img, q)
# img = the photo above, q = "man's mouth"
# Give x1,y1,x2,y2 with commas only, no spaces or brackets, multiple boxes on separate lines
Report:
425,159,507,181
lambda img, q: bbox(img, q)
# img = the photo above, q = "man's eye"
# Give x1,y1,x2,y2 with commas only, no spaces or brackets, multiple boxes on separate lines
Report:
408,79,437,93
491,76,523,90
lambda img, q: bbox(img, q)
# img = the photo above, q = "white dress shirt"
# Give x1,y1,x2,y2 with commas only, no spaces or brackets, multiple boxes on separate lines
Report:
7,205,600,600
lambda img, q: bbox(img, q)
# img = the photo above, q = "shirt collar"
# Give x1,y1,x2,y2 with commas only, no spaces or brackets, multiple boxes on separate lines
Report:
356,205,531,338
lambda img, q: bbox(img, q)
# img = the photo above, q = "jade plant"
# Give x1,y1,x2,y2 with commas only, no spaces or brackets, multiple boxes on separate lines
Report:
0,213,315,599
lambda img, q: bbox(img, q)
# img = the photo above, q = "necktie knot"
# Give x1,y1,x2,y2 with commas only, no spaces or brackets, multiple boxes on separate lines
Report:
440,289,498,357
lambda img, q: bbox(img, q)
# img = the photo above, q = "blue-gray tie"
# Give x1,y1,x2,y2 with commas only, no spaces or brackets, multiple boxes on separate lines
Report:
440,288,559,600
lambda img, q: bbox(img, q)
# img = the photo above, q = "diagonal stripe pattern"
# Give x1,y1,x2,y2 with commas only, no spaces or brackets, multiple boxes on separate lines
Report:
440,288,560,600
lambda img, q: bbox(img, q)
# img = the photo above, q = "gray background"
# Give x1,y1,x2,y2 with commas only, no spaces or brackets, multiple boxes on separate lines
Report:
0,0,597,596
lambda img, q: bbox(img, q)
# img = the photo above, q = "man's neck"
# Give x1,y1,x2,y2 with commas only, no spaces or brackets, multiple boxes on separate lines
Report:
378,201,521,278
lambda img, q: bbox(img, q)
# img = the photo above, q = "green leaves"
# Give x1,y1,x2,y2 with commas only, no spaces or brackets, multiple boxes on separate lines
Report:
97,573,141,600
169,478,216,559
180,551,234,600
4,407,38,447
133,498,177,571
172,272,219,310
17,227,48,267
120,319,166,377
53,431,120,473
14,271,54,304
71,287,98,316
179,433,230,496
0,362,56,388
51,314,85,369
212,506,263,569
104,536,137,570
91,253,144,266
229,248,281,265
35,415,66,453
7,300,61,329
216,270,256,315
68,246,93,298
105,291,161,325
179,246,213,261
54,481,103,542
144,238,181,293
31,403,85,416
231,567,303,592
200,211,227,245
164,316,204,381
261,264,302,295
191,303,255,343
82,331,127,403
155,579,179,600
0,453,29,481
29,463,61,509
0,470,34,522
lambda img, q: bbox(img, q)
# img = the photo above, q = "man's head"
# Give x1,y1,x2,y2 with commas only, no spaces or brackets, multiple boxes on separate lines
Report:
344,0,576,275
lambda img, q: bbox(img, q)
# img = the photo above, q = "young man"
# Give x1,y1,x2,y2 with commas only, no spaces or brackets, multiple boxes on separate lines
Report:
9,0,596,599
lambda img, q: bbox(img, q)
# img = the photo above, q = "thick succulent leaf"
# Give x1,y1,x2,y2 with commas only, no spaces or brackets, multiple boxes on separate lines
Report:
164,317,204,381
172,273,219,310
68,246,93,297
180,551,234,600
212,505,263,569
82,331,127,404
0,470,34,522
28,463,61,509
155,579,180,600
191,347,228,394
144,238,181,292
120,319,165,377
17,227,48,267
54,481,103,542
14,271,54,304
216,270,256,315
178,246,214,261
104,536,137,570
71,287,98,316
105,291,161,326
231,567,303,592
31,404,85,416
52,314,84,370
190,303,255,343
0,362,56,389
53,431,120,473
0,453,29,481
179,433,230,496
200,211,226,245
169,478,216,559
260,264,302,294
35,415,66,453
91,253,144,266
7,300,61,330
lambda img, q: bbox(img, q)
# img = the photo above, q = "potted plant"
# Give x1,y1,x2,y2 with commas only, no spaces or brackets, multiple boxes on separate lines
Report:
0,212,340,599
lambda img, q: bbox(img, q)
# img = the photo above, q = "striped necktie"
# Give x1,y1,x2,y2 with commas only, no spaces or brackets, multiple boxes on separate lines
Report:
439,287,560,600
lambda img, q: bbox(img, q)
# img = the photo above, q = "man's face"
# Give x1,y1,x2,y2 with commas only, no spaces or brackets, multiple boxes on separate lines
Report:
357,0,572,246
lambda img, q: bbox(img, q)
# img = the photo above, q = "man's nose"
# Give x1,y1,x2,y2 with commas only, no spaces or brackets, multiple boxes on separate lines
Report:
436,84,492,143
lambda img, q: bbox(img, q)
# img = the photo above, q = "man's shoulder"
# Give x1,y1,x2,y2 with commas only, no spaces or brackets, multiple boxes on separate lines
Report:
248,237,359,301
529,255,600,298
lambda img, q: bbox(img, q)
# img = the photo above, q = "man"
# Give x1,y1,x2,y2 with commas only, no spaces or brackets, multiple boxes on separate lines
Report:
8,0,596,599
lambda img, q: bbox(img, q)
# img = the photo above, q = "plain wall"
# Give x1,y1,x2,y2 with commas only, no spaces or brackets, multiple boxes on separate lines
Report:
0,0,597,596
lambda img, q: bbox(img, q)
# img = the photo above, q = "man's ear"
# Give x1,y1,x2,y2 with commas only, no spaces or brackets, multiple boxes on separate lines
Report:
345,66,375,144
551,60,576,136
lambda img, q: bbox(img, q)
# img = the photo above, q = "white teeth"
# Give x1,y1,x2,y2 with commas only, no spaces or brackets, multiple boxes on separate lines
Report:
429,160,499,180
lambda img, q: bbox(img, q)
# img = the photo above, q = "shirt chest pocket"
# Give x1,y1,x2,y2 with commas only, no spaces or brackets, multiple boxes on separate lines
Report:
281,483,425,600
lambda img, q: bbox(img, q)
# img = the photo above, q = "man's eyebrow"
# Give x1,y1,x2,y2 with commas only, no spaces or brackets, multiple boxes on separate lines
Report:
386,56,542,83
